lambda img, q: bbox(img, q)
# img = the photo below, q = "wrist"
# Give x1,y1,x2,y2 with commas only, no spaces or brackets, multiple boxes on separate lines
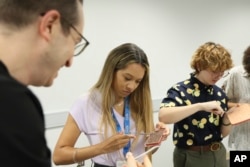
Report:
73,148,84,166
222,114,231,126
222,121,231,126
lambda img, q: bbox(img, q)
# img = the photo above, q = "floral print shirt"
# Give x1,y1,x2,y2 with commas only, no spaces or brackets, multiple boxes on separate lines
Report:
160,73,228,148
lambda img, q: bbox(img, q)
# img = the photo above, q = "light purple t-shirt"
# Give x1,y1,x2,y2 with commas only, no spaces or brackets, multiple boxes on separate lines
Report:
70,91,145,166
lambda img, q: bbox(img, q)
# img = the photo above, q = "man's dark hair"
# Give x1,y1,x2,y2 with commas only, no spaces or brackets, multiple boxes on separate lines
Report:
243,46,250,76
0,0,83,34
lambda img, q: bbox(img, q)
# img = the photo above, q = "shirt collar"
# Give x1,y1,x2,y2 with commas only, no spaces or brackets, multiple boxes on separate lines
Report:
190,72,213,91
0,61,9,75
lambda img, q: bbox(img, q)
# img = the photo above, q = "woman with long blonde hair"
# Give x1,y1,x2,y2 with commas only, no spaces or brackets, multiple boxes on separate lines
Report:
53,43,169,167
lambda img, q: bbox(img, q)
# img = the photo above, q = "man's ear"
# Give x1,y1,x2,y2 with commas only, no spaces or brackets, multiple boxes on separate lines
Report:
39,10,61,41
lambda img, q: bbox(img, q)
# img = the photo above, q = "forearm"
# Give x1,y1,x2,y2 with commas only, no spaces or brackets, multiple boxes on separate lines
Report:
74,144,105,163
228,102,238,109
221,102,237,136
159,103,202,124
220,113,232,137
53,144,104,165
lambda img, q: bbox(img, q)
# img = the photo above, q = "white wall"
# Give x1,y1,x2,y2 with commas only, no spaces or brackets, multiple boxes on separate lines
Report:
35,0,249,166
30,0,250,113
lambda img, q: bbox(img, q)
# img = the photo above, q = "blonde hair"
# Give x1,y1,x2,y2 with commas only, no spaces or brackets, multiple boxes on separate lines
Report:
89,43,154,148
190,42,233,73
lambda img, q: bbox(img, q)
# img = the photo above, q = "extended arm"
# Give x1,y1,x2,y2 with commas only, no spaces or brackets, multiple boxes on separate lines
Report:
159,101,225,124
53,114,134,165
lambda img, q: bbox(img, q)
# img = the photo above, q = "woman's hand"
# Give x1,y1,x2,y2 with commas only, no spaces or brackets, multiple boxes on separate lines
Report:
126,152,152,167
100,133,135,153
155,122,170,141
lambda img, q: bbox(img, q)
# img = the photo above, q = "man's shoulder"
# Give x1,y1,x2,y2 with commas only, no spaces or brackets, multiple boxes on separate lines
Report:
0,74,39,108
0,75,27,94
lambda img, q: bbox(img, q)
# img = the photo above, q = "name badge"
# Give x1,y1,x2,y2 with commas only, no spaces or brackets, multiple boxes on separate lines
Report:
116,160,127,167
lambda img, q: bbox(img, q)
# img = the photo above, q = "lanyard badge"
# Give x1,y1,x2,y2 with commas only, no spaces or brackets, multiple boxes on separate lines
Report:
111,96,131,156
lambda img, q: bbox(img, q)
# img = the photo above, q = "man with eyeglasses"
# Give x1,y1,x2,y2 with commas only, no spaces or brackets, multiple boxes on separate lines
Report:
0,0,88,166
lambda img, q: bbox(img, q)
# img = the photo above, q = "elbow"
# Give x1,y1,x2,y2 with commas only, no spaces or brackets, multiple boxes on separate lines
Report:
159,107,176,124
158,112,165,123
159,116,171,124
53,147,76,165
221,132,229,138
52,154,60,165
52,151,64,165
221,127,232,138
158,108,169,124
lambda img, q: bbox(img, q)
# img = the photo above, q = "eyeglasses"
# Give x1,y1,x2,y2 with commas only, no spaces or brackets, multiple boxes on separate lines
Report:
207,69,226,78
40,13,89,56
61,18,90,56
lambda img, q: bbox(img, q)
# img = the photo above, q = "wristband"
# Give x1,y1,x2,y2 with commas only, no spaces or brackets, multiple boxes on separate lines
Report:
222,113,231,126
222,121,231,126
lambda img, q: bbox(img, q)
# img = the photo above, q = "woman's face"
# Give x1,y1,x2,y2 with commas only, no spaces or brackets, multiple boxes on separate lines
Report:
112,63,146,98
196,69,224,85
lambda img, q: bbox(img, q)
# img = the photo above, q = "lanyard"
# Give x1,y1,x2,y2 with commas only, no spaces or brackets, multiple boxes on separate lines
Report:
111,96,130,156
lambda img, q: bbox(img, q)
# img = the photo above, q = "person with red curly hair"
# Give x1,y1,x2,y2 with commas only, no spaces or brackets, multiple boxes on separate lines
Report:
159,42,233,167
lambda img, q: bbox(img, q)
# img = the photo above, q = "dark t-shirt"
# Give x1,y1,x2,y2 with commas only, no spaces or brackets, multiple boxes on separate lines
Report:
161,73,228,147
0,61,51,166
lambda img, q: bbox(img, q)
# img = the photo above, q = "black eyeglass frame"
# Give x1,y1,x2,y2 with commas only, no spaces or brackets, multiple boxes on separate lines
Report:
61,17,90,56
40,12,89,56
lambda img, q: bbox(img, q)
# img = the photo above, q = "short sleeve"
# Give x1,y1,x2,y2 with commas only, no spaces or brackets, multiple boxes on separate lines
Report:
160,85,183,108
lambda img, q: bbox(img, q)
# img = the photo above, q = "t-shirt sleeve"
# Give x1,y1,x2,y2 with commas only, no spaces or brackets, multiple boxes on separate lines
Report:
160,85,183,108
70,95,87,132
223,73,236,102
